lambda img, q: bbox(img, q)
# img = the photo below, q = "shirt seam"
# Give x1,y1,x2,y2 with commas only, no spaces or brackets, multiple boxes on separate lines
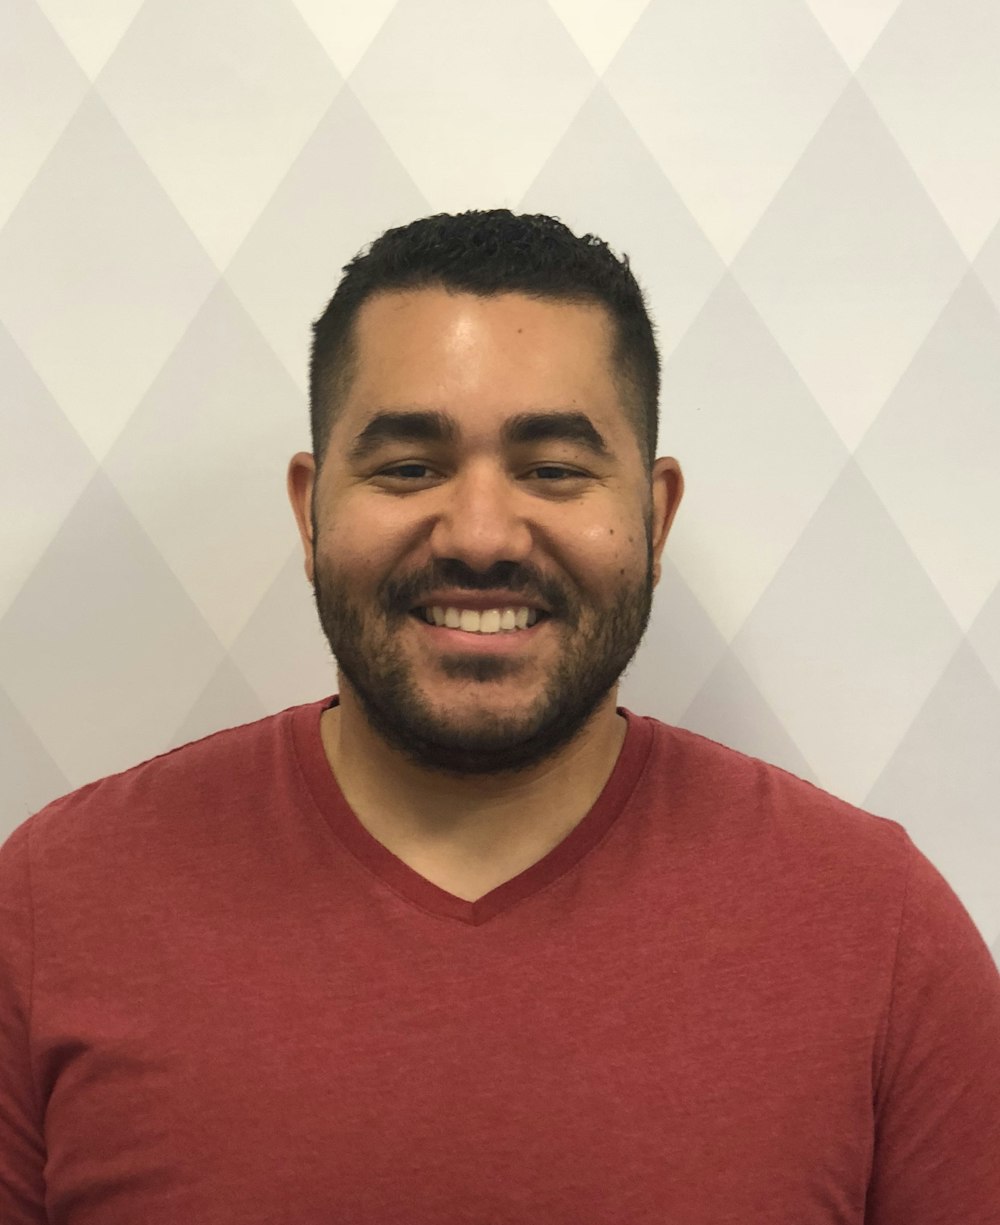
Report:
464,717,661,928
870,826,914,1118
24,821,44,1132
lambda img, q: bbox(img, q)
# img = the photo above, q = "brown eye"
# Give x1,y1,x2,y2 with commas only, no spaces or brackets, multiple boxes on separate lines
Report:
378,464,434,480
532,466,583,480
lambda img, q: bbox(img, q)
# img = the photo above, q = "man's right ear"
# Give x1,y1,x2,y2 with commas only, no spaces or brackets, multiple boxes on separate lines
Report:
286,452,316,584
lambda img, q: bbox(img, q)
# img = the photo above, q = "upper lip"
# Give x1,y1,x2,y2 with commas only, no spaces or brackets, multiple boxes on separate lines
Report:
412,592,551,614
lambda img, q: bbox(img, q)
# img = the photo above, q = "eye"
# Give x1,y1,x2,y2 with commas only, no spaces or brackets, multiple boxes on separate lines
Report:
531,465,586,481
372,460,593,485
378,464,435,480
526,463,590,482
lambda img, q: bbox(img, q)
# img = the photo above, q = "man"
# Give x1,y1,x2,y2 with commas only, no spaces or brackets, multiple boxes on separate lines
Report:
1,210,998,1223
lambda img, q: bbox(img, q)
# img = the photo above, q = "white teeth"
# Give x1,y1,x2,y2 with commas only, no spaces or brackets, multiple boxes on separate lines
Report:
420,606,541,633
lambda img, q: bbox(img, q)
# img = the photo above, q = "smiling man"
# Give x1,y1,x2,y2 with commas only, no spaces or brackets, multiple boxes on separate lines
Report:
1,211,999,1224
286,276,681,901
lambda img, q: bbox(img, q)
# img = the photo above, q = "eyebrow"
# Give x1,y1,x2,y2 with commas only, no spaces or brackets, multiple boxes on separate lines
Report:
345,409,615,465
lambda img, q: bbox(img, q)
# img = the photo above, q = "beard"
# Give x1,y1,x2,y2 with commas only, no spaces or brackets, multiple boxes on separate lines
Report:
309,511,655,779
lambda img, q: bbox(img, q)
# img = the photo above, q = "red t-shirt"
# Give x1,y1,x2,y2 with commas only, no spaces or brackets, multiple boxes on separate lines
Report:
1,696,998,1223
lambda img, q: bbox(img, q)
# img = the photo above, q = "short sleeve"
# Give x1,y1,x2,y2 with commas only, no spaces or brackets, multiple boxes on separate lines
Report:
865,832,1000,1224
0,821,48,1223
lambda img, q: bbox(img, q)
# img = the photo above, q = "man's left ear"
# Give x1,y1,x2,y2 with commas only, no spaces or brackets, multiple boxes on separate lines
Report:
287,451,317,584
650,457,684,587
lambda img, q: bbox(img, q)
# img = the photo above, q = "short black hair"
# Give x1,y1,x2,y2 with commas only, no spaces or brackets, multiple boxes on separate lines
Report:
309,209,660,472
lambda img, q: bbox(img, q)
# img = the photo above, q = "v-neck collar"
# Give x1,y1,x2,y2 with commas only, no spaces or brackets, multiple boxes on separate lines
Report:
289,695,654,926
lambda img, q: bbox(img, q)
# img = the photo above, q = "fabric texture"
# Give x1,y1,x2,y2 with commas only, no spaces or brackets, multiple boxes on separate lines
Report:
1,696,998,1224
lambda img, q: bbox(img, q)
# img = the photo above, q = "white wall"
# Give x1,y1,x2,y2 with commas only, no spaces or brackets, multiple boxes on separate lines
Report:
2,0,998,959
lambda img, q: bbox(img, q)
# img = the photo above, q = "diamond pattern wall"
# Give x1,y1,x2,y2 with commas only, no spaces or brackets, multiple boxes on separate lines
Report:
2,0,998,963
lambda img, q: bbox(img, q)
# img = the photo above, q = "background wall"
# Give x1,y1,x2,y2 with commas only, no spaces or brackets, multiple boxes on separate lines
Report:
2,0,998,961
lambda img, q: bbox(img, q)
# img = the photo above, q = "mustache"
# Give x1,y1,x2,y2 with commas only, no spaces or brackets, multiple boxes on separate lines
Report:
377,561,566,617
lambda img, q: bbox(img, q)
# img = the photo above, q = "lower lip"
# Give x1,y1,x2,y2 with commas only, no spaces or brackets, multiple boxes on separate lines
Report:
409,613,551,652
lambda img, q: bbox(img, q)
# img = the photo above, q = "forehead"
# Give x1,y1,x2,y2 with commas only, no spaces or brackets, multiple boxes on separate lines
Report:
351,286,616,353
336,288,627,442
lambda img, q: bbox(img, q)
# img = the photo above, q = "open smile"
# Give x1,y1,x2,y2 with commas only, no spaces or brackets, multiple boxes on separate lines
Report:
407,609,552,653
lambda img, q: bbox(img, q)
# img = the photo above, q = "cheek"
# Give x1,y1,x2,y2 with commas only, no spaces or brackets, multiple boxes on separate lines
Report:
573,520,643,580
313,534,376,590
316,503,394,568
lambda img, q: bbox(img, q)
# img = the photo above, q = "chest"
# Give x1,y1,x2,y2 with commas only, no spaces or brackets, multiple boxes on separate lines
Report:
37,915,874,1224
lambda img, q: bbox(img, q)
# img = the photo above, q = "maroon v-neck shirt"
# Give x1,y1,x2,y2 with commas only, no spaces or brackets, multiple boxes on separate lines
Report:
2,696,998,1223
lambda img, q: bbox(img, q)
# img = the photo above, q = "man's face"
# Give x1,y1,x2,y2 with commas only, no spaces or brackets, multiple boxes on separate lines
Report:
293,287,681,777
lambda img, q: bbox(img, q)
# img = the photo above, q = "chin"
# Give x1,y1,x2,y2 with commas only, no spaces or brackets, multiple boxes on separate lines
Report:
418,683,543,717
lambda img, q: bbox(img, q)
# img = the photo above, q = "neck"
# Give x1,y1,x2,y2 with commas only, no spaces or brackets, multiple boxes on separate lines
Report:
318,689,627,879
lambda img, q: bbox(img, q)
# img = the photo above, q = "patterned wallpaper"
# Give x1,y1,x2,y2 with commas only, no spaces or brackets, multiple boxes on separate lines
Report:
2,0,998,958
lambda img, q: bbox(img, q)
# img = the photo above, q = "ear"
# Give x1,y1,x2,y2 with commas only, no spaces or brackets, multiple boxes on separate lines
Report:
648,457,684,588
287,452,317,584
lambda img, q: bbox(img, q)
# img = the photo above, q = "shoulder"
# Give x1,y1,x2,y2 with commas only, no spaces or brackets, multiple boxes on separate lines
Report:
7,698,327,862
631,710,913,876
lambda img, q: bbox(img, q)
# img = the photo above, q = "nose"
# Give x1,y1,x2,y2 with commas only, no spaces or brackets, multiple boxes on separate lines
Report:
427,461,534,571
